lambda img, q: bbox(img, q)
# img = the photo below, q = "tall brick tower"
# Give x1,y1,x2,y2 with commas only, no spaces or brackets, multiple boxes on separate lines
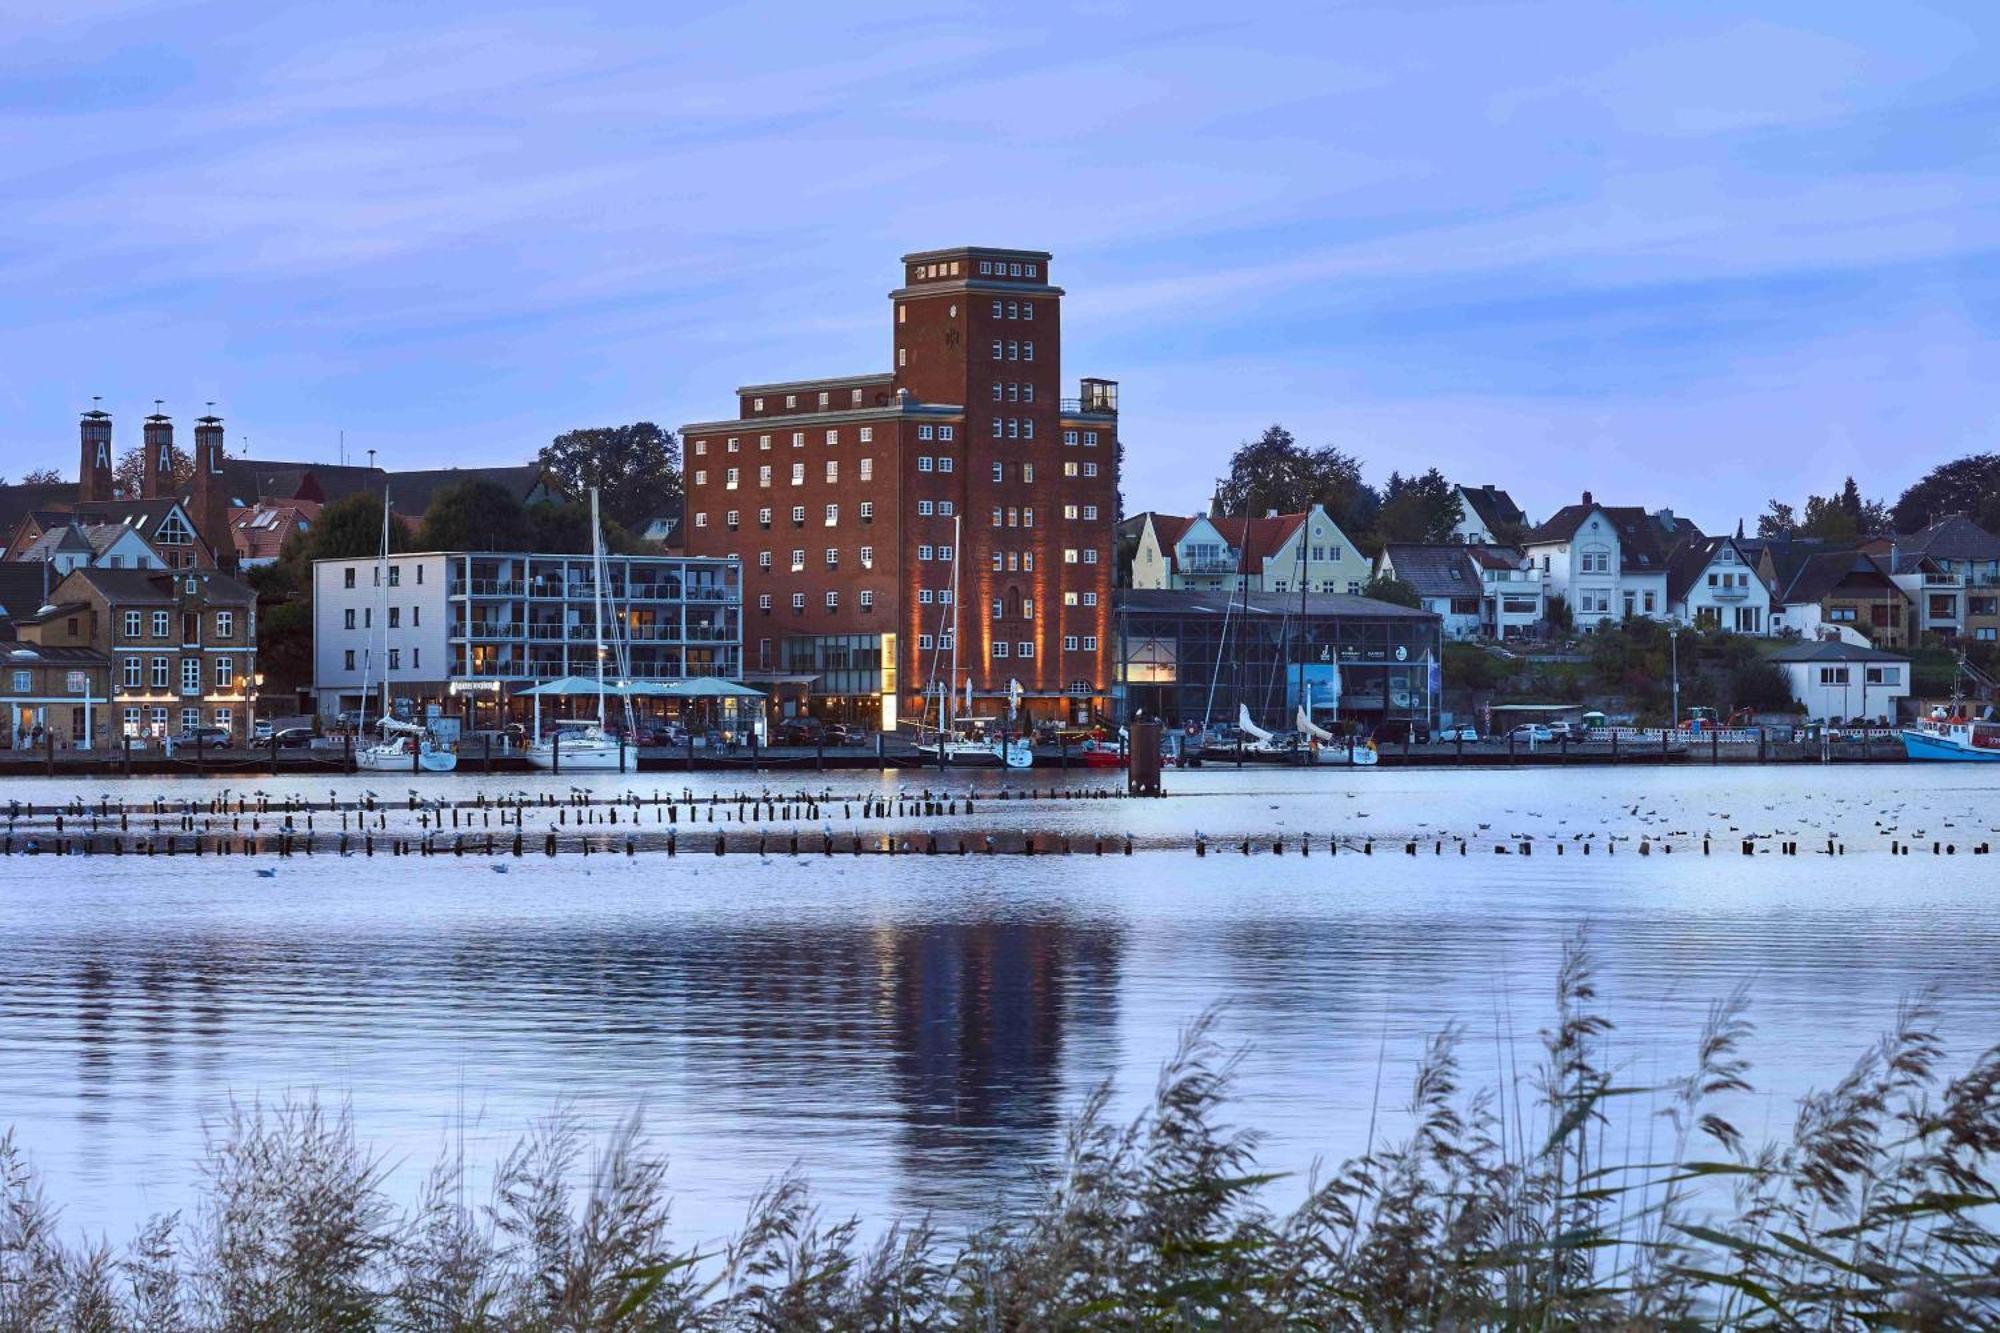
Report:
78,409,114,503
192,413,234,570
142,409,175,499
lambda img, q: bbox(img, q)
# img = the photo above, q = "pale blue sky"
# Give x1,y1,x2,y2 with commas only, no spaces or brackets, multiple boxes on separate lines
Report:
2,0,1995,530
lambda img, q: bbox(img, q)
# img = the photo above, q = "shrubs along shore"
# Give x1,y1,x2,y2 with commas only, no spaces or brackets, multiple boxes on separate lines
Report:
3,935,1997,1329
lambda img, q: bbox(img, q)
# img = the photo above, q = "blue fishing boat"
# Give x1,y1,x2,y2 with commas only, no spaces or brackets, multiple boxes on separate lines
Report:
1900,715,2000,761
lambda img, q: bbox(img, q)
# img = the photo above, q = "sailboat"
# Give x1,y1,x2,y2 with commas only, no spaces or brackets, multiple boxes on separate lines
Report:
355,486,456,772
913,517,1033,768
525,488,625,772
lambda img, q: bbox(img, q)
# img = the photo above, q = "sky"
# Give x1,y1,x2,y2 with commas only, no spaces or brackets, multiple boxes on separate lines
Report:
1,0,1996,533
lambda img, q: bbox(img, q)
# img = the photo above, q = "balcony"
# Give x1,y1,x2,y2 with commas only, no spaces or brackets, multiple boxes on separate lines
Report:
1180,558,1242,575
1710,584,1749,601
1922,572,1965,587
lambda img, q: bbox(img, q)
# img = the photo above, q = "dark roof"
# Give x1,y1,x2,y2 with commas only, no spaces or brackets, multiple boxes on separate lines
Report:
1458,484,1525,531
1380,544,1480,598
0,643,111,667
0,562,58,621
14,600,90,624
1894,514,2000,564
1116,587,1439,621
1770,640,1908,664
1665,536,1766,603
61,566,257,606
217,459,557,514
1523,497,1698,573
0,482,79,533
1776,550,1903,606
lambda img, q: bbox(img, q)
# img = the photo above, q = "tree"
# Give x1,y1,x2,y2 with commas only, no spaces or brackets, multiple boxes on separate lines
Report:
255,600,314,704
524,500,645,555
19,468,62,485
114,443,193,498
1374,469,1463,544
1893,454,2000,533
314,493,411,561
1757,501,1798,539
1211,426,1379,535
1360,574,1422,608
416,480,537,552
539,423,680,532
1544,593,1573,632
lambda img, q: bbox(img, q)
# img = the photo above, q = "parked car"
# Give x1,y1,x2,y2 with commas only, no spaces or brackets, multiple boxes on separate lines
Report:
1435,726,1480,743
1507,723,1555,743
1373,719,1432,746
174,725,232,749
823,722,860,746
252,720,274,741
776,718,823,746
272,726,317,748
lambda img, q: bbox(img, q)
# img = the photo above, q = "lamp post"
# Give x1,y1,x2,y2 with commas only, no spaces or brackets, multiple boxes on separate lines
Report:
1669,625,1681,730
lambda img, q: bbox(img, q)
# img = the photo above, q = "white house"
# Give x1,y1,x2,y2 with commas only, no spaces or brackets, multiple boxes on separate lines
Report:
1522,492,1692,628
14,522,165,575
1666,536,1773,634
1879,515,2000,643
1451,485,1528,545
1770,640,1909,725
1376,543,1544,640
1130,506,1372,596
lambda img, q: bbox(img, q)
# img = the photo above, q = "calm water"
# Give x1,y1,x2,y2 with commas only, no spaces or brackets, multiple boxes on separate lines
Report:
2,764,1997,1246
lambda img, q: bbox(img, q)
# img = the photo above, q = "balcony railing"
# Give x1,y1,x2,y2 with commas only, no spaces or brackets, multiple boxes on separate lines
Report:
1922,572,1965,587
1181,558,1242,574
1059,397,1117,416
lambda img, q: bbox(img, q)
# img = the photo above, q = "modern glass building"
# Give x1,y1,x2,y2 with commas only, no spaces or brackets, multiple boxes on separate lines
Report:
313,550,742,725
1115,588,1442,729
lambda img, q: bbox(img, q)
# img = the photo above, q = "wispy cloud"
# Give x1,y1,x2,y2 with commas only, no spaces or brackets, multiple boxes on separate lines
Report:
0,0,1994,524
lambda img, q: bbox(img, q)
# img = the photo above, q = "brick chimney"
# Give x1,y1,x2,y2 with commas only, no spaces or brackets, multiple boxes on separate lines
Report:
142,411,174,499
192,414,233,570
1580,490,1593,507
78,409,114,503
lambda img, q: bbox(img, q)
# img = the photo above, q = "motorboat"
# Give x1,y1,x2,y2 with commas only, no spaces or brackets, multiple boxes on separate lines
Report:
1901,712,2000,761
914,730,1033,768
357,718,458,772
1297,705,1378,767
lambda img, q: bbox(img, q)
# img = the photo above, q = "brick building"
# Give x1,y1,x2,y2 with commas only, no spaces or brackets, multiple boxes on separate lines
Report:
680,246,1119,730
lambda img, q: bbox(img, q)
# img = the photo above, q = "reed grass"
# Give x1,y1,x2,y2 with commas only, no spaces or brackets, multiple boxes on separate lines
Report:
3,931,1996,1330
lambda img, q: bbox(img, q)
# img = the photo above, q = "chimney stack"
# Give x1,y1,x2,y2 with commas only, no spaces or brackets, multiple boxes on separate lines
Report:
1581,490,1593,507
78,409,114,504
192,414,233,571
142,409,175,499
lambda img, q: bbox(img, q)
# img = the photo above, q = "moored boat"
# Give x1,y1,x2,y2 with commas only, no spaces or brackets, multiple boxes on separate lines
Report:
1900,714,2000,762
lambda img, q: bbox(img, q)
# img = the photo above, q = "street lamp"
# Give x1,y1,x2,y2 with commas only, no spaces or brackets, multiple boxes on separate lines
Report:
1669,625,1681,730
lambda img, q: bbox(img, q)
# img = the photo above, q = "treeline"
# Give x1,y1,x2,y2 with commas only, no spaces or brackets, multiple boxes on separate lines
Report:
1206,425,1482,554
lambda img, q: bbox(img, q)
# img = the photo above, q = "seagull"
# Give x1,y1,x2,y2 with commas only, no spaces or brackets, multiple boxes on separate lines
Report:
490,864,509,874
254,868,277,879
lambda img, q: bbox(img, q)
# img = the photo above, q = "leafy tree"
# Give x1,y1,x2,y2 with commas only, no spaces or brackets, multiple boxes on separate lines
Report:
1360,574,1422,608
314,493,411,561
114,443,193,498
19,467,62,485
1544,593,1573,632
416,480,537,552
527,500,644,555
539,422,681,531
1892,454,2000,533
1757,501,1798,539
1374,469,1463,544
1212,425,1379,536
1442,641,1503,692
254,600,314,703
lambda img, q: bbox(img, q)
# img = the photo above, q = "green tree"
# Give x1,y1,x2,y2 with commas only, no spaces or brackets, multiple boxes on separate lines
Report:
255,600,314,703
539,422,681,531
313,493,412,561
114,443,194,498
1893,454,2000,533
19,467,62,485
526,500,644,555
1360,574,1422,608
1374,469,1463,544
1442,641,1503,691
1757,501,1798,539
1212,425,1379,535
1544,593,1573,632
416,479,537,552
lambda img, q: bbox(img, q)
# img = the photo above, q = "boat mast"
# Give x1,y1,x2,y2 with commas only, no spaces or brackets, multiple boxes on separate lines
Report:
590,487,607,729
948,513,962,734
1295,521,1309,725
377,486,391,729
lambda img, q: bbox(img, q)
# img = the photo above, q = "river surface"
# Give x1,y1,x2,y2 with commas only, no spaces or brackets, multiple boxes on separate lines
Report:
1,764,1996,1246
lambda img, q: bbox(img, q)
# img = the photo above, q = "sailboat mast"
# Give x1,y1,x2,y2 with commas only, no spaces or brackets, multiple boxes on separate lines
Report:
1295,520,1309,724
590,487,606,728
378,486,391,726
948,514,962,732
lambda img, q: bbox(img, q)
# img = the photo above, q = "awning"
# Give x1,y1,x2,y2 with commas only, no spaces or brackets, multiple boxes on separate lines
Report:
511,676,765,700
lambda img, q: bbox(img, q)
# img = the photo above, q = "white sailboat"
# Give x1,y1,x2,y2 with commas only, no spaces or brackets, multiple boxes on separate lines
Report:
1297,703,1377,767
355,486,456,773
525,488,625,773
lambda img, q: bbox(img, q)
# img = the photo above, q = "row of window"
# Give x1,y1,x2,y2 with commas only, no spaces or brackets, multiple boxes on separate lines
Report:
914,425,957,441
342,565,423,588
758,547,876,572
1061,430,1103,447
914,500,955,516
991,381,1035,403
120,610,238,639
754,591,876,612
701,458,881,490
121,706,229,736
697,503,867,531
749,387,869,413
1817,665,1900,686
991,339,1035,362
343,606,420,630
113,656,238,690
979,259,1037,278
989,299,1035,321
915,456,955,473
915,545,957,562
991,416,1035,440
695,425,882,456
342,647,424,671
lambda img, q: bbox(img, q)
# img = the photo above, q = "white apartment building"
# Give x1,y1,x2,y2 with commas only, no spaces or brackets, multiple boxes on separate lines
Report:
1522,492,1690,628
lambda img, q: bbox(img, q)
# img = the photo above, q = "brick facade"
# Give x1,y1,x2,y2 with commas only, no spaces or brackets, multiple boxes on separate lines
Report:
681,247,1117,728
